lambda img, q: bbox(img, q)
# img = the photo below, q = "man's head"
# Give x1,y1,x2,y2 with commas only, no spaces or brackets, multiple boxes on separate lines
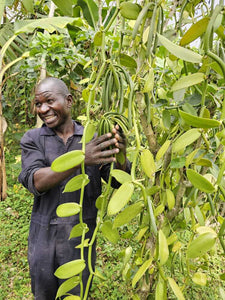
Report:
34,77,73,130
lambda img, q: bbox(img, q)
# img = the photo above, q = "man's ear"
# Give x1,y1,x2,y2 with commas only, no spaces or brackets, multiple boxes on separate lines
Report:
66,94,73,108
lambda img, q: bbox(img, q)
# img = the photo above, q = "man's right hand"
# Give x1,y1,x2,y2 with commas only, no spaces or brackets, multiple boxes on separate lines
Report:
85,133,119,166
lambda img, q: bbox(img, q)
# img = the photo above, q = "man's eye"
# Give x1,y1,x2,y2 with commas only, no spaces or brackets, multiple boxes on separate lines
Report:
35,102,41,107
47,99,54,104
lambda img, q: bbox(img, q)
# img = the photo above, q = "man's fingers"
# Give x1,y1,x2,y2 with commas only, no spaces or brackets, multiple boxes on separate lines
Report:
95,133,112,144
97,138,117,151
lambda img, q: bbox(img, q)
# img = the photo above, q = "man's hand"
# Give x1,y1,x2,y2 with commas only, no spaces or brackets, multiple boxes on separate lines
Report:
85,133,119,165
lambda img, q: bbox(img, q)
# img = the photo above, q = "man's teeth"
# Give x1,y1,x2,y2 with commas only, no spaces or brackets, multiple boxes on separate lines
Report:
45,115,55,120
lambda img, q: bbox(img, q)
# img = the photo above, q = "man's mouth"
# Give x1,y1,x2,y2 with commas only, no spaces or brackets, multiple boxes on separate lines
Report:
43,114,57,123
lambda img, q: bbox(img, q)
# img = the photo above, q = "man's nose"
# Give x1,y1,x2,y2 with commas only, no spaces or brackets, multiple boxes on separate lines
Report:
39,103,49,113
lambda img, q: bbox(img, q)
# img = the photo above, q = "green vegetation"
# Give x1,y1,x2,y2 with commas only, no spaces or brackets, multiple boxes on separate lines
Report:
1,0,225,299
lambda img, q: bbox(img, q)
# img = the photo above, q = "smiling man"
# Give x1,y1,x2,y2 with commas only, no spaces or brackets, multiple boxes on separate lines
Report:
18,77,130,300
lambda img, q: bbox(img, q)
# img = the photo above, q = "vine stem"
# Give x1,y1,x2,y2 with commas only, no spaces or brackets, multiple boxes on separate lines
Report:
83,162,114,300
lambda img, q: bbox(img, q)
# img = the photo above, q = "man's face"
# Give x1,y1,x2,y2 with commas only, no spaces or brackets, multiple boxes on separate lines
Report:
34,82,72,129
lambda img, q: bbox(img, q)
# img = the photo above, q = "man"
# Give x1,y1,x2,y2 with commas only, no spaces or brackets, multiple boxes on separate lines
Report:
19,77,130,299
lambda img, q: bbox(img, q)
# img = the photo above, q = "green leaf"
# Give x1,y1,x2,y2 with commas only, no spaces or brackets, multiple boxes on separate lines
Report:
186,169,215,193
54,259,85,279
132,258,153,288
166,189,175,210
113,201,144,228
63,174,89,193
22,0,34,13
172,129,201,153
171,73,205,91
56,203,80,217
141,149,156,179
101,220,120,244
52,0,73,16
142,68,154,93
14,17,83,34
110,169,132,184
187,232,217,258
77,0,98,28
123,246,132,266
192,272,207,286
82,123,96,143
119,53,137,68
0,0,6,24
64,296,81,300
156,140,171,161
56,276,80,299
168,277,185,300
69,223,89,239
158,230,169,266
179,109,221,128
107,182,134,216
155,276,167,300
51,150,84,172
157,33,202,63
94,31,103,46
220,273,225,280
195,206,205,226
180,17,210,46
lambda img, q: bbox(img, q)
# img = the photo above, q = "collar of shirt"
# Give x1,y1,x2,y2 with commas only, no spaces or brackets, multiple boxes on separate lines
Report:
39,120,84,136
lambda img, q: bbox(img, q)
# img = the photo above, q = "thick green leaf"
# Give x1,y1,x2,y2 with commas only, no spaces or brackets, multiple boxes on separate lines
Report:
51,150,84,172
187,232,217,258
123,246,132,266
186,169,215,193
179,109,221,128
101,220,120,244
64,296,81,300
69,223,89,239
113,201,144,228
0,0,6,23
63,174,89,193
166,189,175,210
180,17,210,46
172,129,201,153
22,0,34,13
52,0,73,16
171,73,205,91
142,68,154,93
107,182,134,216
94,31,103,46
158,230,169,266
82,123,96,143
56,276,80,299
155,276,167,300
120,2,141,20
110,169,132,184
195,206,205,226
54,259,85,279
119,53,137,68
56,203,80,217
77,0,98,28
156,140,171,161
168,277,185,300
141,149,156,179
14,17,83,34
157,33,202,63
132,258,153,288
192,272,207,286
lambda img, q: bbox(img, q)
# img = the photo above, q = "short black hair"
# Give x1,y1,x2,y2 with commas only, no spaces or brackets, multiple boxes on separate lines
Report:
36,77,70,96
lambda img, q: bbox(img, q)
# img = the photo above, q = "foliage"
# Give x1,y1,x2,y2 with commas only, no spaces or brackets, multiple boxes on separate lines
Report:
1,0,225,299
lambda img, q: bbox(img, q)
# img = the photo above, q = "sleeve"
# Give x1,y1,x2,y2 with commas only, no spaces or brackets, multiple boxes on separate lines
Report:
18,130,46,196
100,159,132,189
